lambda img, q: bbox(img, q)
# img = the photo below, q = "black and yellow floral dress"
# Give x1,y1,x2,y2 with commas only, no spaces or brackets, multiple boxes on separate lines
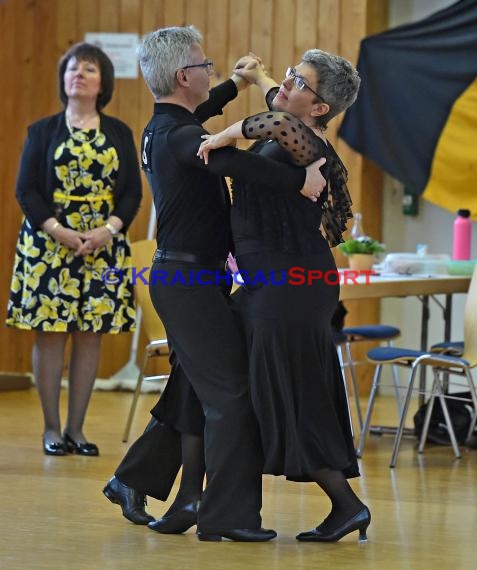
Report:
6,124,136,333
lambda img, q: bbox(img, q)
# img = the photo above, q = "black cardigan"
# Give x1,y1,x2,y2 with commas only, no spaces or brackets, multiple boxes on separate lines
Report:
15,112,142,230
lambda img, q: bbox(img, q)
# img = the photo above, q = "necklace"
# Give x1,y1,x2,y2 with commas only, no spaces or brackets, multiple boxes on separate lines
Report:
65,113,101,145
65,109,99,127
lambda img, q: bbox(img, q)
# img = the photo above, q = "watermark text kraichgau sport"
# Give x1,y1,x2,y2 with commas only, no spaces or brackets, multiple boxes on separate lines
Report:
101,267,376,287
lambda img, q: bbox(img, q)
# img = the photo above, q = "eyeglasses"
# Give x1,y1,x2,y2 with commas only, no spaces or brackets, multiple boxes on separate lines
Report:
181,60,214,75
285,67,325,102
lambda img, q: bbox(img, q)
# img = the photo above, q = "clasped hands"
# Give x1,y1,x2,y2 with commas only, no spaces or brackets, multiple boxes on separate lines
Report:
49,225,113,256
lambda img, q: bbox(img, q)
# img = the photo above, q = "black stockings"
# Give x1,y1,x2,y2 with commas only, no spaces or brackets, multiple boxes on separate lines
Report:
162,433,205,515
310,467,364,530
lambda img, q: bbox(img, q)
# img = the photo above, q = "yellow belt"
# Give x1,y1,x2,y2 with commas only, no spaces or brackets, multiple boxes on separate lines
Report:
53,190,114,203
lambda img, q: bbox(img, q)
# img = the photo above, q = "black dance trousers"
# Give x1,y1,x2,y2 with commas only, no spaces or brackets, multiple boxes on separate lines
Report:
115,417,182,501
117,261,263,533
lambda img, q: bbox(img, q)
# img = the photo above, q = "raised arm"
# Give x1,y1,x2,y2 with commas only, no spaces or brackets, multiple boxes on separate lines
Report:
175,123,325,201
194,54,261,123
198,111,326,167
170,123,306,194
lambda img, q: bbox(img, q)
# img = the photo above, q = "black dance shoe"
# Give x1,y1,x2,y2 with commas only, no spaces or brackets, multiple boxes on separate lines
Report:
148,500,200,534
296,506,371,543
63,433,99,456
43,438,68,456
103,476,154,525
197,528,277,542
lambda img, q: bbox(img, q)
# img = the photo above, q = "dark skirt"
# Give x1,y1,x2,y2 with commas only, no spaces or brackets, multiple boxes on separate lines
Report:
234,249,359,481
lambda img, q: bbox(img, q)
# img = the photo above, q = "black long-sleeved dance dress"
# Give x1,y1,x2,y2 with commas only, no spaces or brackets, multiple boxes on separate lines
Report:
230,87,358,481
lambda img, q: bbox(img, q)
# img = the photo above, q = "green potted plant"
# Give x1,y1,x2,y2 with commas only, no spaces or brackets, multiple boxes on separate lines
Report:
338,237,385,271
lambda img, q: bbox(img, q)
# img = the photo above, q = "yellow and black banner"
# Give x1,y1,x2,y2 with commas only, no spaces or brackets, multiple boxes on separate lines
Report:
339,0,477,218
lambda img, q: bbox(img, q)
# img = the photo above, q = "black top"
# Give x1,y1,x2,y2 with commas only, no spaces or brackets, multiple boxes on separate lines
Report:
232,87,353,255
15,112,142,230
141,80,307,261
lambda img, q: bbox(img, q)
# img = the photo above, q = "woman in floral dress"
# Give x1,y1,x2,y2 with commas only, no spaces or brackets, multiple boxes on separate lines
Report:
6,43,142,456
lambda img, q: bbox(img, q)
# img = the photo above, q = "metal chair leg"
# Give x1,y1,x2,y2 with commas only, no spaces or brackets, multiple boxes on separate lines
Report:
386,340,403,417
337,346,355,438
122,350,149,442
344,342,364,430
437,387,461,459
417,376,438,454
356,364,383,457
417,370,461,458
464,369,477,440
390,364,420,468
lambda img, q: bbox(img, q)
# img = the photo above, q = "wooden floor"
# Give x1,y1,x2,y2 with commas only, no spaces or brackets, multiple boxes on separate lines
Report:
1,389,476,570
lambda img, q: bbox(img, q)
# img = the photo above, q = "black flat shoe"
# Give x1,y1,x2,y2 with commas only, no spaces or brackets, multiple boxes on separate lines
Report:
197,528,277,542
103,476,154,525
63,433,99,456
43,438,68,456
296,506,371,543
148,501,200,534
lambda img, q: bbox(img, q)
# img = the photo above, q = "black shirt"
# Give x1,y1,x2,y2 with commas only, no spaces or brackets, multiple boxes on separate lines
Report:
141,80,307,261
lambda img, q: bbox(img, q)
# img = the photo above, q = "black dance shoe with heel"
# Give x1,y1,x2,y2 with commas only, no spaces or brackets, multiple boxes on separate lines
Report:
43,438,68,456
63,433,99,456
296,506,371,543
148,500,200,534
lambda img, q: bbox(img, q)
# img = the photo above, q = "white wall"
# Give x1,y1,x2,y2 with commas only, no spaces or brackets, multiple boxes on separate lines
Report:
380,0,476,357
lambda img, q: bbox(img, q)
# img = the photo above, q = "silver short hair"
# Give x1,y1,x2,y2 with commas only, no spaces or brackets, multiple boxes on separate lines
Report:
138,25,203,99
302,49,361,129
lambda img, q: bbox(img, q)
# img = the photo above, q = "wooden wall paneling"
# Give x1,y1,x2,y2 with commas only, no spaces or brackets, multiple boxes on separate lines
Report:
118,0,142,161
336,0,367,216
225,0,251,126
185,0,207,34
98,0,121,30
1,0,35,379
77,0,99,40
56,0,79,53
295,0,318,63
271,0,296,83
317,0,341,55
97,0,120,118
31,0,58,119
249,0,274,113
203,0,229,133
120,0,141,29
163,0,186,27
316,0,341,144
367,0,390,35
9,0,35,260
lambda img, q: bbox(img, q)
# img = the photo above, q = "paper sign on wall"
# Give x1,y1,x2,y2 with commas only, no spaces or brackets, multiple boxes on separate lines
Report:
84,33,139,79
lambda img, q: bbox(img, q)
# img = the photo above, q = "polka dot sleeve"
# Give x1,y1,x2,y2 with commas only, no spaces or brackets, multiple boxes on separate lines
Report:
241,111,326,166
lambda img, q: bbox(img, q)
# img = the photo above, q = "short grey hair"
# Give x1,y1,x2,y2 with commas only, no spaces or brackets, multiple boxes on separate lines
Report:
302,49,361,129
138,25,203,99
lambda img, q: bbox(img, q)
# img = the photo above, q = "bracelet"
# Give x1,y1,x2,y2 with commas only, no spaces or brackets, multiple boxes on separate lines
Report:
104,222,119,236
50,221,61,233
